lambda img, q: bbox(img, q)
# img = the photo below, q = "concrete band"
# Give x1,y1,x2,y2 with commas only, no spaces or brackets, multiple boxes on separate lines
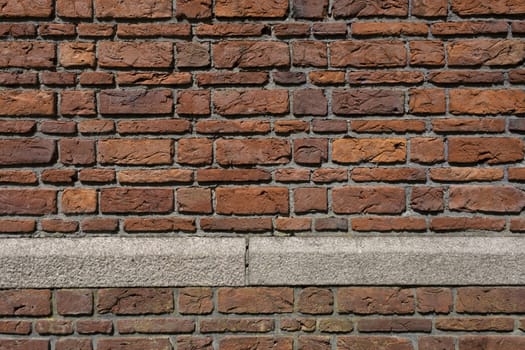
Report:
0,236,523,288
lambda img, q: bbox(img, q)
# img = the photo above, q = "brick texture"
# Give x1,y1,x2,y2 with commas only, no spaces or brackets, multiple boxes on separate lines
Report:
0,1,522,237
0,287,523,348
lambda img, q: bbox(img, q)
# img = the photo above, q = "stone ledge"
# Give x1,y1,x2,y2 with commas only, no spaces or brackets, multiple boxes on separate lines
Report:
0,237,246,288
248,236,525,286
0,236,523,287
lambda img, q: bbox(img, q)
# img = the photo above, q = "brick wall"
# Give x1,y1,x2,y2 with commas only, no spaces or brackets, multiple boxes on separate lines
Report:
0,0,524,235
1,0,525,348
2,287,525,350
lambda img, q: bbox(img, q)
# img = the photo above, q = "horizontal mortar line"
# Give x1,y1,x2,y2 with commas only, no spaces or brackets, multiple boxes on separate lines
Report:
0,236,524,288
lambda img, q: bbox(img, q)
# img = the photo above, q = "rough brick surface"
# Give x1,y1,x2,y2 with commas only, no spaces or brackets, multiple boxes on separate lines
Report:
0,0,522,236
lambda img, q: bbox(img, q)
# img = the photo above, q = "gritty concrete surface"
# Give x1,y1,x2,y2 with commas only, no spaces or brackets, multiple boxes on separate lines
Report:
248,236,525,285
0,237,245,288
1,236,523,287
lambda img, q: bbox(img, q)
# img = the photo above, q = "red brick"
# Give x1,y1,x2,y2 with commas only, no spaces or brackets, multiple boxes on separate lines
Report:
0,139,55,165
213,41,289,68
124,218,195,233
416,288,453,314
61,91,96,116
118,169,192,184
177,90,210,115
337,288,414,314
79,71,114,85
117,119,190,134
97,288,174,315
77,23,115,37
351,217,426,232
309,70,346,85
35,320,73,335
293,89,327,116
432,21,508,35
97,338,172,350
437,317,514,331
82,218,119,233
275,217,312,232
430,168,504,182
410,41,445,66
294,187,327,213
179,288,213,314
332,89,404,115
333,186,405,214
430,71,504,85
176,0,212,19
95,0,172,18
41,219,78,233
449,137,524,164
176,42,210,68
216,187,289,215
200,218,272,233
216,139,290,165
412,0,447,17
0,72,37,85
315,217,348,231
0,290,51,316
294,139,328,164
77,320,113,334
0,170,37,184
99,89,173,115
41,71,76,85
0,339,49,350
333,138,406,164
117,318,195,334
331,40,407,67
448,40,525,66
57,0,92,18
351,120,425,133
298,336,331,350
0,90,55,116
332,0,408,17
451,89,525,115
452,0,525,15
218,288,293,314
410,137,445,164
410,187,444,212
348,71,424,85
99,42,172,68
62,188,97,214
59,42,95,68
409,89,446,114
79,169,116,183
275,120,310,134
60,139,96,165
0,42,54,68
201,318,273,333
0,190,56,215
0,320,31,335
418,337,454,350
41,120,76,134
297,288,333,314
358,318,431,332
281,318,316,332
100,188,174,214
351,167,426,182
459,336,525,350
56,338,92,350
293,0,328,18
431,216,506,232
457,288,525,313
352,22,427,36
275,168,310,182
177,336,213,350
39,23,76,37
117,24,191,37
177,188,212,214
432,118,505,133
292,41,327,67
98,139,173,165
338,337,413,350
215,0,288,18
0,219,36,234
57,289,93,316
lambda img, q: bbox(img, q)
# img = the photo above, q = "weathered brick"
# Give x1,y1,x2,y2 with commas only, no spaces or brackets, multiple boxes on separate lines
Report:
0,290,51,316
337,288,415,314
97,338,172,350
99,90,173,115
216,187,289,215
100,188,173,214
448,137,524,164
0,190,56,215
332,138,406,164
332,89,404,115
448,40,525,66
0,139,55,165
332,0,408,17
332,187,406,214
95,0,172,18
99,42,172,68
62,188,97,214
215,0,288,18
97,288,174,315
297,288,333,314
179,288,213,314
449,186,525,213
216,139,290,165
98,139,173,165
213,41,289,68
331,41,406,67
218,288,293,313
452,0,525,15
0,91,55,116
117,319,195,334
338,337,413,350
